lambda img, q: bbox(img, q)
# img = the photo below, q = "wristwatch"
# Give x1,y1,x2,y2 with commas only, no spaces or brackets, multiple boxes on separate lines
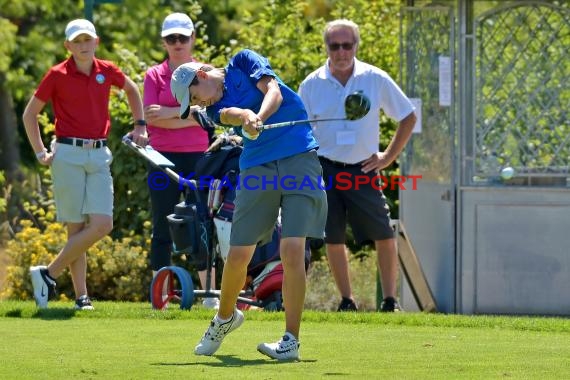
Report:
35,149,48,160
135,119,147,126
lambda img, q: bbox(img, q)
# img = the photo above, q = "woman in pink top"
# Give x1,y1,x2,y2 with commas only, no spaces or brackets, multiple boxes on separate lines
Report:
143,13,217,309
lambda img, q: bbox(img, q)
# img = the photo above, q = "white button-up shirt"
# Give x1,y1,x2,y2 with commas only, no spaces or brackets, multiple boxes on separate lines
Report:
299,58,415,164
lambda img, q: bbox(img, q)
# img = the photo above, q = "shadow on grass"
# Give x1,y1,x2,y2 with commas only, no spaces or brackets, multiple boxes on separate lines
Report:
153,355,317,367
31,308,76,320
2,305,79,320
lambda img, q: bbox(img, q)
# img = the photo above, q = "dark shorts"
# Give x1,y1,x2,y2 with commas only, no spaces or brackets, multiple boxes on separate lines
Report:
230,150,327,246
320,157,394,245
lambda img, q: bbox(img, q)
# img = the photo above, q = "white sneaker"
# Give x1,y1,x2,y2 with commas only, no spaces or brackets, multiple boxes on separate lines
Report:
257,332,300,361
30,266,56,308
202,297,220,310
194,309,244,356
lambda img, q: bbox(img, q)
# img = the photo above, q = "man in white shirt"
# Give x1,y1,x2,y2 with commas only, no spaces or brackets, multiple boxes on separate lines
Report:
299,19,416,312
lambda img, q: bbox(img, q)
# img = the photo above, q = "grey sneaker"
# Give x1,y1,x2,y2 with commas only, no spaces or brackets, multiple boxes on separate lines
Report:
74,295,94,311
30,266,56,308
202,297,220,310
194,309,244,356
257,332,300,361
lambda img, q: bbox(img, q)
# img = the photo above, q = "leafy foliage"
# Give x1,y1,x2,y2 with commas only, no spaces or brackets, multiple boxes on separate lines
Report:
2,0,412,300
0,171,5,214
234,0,402,224
4,0,405,237
3,193,152,302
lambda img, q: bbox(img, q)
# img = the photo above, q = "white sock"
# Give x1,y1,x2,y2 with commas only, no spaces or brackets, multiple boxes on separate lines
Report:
216,313,233,323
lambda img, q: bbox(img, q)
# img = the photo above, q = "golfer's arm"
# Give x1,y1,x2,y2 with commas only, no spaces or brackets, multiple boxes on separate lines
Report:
255,76,282,122
22,96,48,154
382,111,416,163
220,108,250,126
220,76,282,126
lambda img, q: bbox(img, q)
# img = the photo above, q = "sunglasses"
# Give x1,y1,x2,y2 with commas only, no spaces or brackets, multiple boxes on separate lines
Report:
164,34,191,45
328,42,355,51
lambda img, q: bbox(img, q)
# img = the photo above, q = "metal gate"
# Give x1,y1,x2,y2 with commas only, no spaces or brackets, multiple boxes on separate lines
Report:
460,0,569,315
468,1,569,185
400,0,570,315
400,5,456,312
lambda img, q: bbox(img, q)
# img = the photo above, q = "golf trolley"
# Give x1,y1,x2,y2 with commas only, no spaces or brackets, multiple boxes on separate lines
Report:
122,136,290,311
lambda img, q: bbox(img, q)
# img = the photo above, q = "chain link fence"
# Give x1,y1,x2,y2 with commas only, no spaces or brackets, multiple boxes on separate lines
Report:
475,1,569,185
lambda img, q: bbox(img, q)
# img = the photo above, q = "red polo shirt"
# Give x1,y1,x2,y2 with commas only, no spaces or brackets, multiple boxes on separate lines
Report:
35,57,126,139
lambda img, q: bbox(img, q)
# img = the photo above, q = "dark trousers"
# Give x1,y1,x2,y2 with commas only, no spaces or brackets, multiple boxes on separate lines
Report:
148,151,204,271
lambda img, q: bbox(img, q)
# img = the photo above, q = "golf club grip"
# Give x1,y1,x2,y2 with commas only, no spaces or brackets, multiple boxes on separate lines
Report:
257,117,348,130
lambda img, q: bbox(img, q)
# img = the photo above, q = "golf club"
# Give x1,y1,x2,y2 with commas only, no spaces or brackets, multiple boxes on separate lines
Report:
190,92,371,132
259,91,371,130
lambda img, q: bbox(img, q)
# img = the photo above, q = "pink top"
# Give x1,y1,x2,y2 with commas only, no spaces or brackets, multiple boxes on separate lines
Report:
143,60,208,152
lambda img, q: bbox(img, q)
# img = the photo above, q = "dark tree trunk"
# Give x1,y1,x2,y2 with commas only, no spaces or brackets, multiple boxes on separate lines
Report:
0,72,22,179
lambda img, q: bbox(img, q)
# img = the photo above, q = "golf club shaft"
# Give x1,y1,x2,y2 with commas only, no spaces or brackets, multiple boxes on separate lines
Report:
256,117,350,131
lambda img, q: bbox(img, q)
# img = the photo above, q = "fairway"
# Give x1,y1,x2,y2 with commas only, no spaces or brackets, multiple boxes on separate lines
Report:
1,301,569,379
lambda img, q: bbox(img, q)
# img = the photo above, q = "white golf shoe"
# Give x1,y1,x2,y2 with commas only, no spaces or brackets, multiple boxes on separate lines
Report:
30,266,56,308
257,332,300,361
194,309,244,355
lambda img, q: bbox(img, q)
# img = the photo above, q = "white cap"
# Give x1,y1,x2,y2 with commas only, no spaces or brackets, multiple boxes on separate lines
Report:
171,62,203,119
65,19,98,41
161,13,194,37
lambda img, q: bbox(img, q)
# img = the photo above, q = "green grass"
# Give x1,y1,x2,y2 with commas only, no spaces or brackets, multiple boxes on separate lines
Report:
1,301,569,379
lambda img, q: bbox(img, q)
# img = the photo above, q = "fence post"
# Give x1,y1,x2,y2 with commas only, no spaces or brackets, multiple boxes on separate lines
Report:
84,0,123,22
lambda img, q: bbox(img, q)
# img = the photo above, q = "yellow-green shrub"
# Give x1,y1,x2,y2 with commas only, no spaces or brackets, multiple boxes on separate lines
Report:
2,199,152,302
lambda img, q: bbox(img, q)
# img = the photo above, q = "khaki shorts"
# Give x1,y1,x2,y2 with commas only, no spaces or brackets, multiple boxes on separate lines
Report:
230,150,327,246
50,143,114,223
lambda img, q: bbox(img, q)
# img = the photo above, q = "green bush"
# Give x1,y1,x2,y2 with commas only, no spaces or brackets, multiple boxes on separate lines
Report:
3,176,381,309
106,46,153,240
2,187,152,302
0,171,6,214
3,0,404,305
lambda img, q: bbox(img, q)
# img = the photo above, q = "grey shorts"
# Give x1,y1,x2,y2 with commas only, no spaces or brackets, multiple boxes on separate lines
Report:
320,158,393,245
230,150,327,246
50,142,114,223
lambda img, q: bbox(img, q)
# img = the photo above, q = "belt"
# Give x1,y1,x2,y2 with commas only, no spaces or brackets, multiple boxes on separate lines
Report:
57,137,107,149
319,156,362,168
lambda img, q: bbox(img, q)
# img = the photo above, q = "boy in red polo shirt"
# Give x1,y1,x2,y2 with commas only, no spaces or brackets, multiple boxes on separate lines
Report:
22,19,148,310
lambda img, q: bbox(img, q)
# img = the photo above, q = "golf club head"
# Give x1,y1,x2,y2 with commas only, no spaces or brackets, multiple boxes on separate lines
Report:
191,109,217,133
344,91,371,120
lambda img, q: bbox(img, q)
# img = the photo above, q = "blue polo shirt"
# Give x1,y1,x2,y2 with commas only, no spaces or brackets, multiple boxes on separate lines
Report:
207,49,318,170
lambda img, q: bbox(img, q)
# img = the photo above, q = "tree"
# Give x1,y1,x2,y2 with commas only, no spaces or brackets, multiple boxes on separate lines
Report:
2,0,405,235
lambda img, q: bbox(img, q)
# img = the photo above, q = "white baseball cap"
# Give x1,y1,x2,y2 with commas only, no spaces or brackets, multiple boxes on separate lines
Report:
171,62,203,119
65,19,98,41
161,13,194,37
